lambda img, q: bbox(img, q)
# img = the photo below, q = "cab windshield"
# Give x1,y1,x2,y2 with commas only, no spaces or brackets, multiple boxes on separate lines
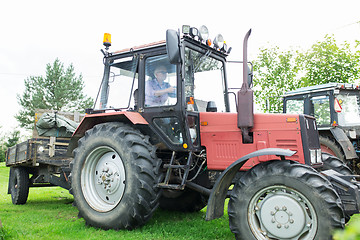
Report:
184,47,226,112
94,56,139,110
337,93,360,126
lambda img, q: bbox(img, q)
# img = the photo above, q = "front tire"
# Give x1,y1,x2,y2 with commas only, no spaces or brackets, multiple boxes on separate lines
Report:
228,160,344,240
71,122,162,230
319,153,353,175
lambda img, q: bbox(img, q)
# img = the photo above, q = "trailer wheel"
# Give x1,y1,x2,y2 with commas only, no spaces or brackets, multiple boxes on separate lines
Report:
71,122,162,230
159,188,208,212
9,167,29,205
228,160,344,240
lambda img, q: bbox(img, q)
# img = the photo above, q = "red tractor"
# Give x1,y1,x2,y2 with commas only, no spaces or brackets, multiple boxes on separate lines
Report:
7,26,360,239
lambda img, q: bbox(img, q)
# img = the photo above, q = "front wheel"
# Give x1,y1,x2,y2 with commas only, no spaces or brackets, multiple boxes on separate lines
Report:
319,153,353,175
228,160,344,240
71,122,162,230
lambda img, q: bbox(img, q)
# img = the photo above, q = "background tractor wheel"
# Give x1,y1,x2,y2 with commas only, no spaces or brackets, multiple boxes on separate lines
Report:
9,167,29,205
71,122,162,230
228,160,344,240
159,187,208,212
319,135,344,161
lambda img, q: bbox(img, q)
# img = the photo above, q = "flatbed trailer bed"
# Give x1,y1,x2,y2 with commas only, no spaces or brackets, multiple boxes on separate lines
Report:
6,136,73,192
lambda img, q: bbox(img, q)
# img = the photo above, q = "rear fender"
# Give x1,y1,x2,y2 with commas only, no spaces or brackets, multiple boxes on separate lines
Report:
205,148,296,221
66,112,148,156
330,127,357,159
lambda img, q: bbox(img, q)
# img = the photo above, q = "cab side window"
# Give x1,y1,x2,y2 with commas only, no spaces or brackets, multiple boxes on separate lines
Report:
285,99,304,114
311,96,330,126
144,55,177,107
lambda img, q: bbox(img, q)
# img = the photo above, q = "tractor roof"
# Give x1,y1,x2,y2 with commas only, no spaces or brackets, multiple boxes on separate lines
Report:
112,40,166,55
284,82,360,97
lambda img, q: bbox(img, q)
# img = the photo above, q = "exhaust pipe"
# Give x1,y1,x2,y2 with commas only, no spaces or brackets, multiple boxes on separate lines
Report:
237,29,254,143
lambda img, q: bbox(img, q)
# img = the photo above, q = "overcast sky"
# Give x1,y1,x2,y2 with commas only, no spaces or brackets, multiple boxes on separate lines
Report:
0,0,359,134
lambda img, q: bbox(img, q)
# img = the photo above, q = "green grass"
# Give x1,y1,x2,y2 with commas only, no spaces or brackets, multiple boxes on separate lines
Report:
1,161,359,240
0,162,233,240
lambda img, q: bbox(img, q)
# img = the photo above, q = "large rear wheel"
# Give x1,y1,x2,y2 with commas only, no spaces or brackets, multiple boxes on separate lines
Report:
71,122,162,230
228,160,344,240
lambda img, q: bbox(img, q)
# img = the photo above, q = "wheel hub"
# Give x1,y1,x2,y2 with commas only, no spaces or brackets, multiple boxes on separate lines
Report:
81,147,126,212
97,164,121,194
254,189,314,239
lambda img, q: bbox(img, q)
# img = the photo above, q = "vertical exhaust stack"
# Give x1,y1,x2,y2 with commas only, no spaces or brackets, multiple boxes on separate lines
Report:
237,29,254,143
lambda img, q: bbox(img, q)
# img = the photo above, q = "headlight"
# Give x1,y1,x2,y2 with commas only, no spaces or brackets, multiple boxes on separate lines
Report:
310,149,322,164
190,27,199,38
316,149,322,163
182,25,190,34
213,34,224,49
198,25,209,41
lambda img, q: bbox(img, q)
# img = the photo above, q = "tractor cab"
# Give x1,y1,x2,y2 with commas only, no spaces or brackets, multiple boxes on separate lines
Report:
283,83,360,130
90,26,239,152
283,83,360,168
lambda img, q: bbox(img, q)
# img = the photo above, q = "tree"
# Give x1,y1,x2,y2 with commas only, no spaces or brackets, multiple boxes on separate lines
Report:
253,36,360,112
253,46,301,113
299,36,360,86
0,129,20,162
16,59,93,129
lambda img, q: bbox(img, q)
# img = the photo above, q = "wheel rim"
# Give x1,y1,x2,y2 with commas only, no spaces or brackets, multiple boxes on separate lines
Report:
81,146,126,212
248,185,317,239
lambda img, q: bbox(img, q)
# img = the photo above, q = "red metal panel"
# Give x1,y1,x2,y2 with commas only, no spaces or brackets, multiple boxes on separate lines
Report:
72,111,148,137
199,112,304,170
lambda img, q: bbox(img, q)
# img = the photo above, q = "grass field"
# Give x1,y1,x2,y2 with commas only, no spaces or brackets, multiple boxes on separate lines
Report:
0,162,359,240
0,163,233,240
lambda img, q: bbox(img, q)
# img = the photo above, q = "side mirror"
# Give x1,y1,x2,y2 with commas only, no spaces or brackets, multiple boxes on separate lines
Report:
166,29,181,64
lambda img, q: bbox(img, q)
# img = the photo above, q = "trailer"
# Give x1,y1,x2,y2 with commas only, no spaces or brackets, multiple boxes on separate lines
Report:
6,110,83,204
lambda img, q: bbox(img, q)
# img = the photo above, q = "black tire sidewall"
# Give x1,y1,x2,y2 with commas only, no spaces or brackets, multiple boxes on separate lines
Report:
9,167,29,205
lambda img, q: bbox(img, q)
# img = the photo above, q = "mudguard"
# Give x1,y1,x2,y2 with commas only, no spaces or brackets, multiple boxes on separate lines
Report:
330,127,357,159
205,148,296,221
66,111,148,156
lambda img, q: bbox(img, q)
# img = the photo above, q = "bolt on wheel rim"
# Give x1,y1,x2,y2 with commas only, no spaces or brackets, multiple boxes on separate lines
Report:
81,146,126,212
248,185,317,239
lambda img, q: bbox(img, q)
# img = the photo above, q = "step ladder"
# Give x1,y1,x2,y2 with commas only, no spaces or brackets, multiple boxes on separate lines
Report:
157,151,193,190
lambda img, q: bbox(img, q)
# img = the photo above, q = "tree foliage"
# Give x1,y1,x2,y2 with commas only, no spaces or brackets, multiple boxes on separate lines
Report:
253,36,360,112
16,59,93,129
0,129,20,162
253,46,301,113
299,36,360,86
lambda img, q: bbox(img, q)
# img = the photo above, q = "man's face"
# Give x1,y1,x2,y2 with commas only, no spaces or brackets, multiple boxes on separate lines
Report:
154,67,167,82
